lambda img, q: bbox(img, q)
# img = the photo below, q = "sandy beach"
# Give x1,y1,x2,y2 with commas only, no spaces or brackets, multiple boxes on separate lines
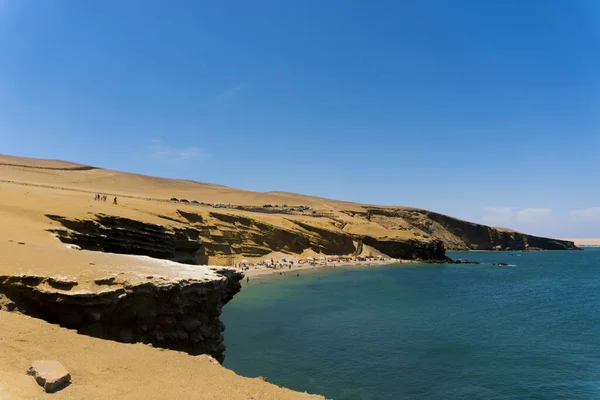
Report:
242,258,404,279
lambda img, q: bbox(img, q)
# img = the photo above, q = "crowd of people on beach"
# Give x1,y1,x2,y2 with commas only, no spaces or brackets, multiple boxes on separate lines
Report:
238,255,395,285
94,193,118,204
236,255,394,272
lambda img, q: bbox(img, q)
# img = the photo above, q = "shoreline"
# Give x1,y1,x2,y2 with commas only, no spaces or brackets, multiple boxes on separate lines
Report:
236,248,586,282
239,258,407,280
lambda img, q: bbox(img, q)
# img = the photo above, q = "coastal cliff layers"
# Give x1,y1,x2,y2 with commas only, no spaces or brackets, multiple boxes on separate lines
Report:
0,269,243,363
363,207,579,251
44,207,578,270
44,211,452,264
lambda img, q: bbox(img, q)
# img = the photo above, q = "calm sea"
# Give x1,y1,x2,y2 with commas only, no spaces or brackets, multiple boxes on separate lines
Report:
222,248,600,399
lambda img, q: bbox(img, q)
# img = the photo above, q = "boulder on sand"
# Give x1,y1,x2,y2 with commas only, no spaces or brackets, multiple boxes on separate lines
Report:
27,360,71,393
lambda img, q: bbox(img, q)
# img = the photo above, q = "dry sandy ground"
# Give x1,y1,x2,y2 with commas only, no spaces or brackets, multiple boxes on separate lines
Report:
562,238,600,246
0,156,330,399
0,154,367,213
0,312,323,400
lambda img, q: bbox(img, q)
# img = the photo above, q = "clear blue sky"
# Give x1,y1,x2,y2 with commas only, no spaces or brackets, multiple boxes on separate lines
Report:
1,0,599,238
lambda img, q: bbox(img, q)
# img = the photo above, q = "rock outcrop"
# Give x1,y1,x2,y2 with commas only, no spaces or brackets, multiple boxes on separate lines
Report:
27,360,71,393
360,237,449,261
0,269,243,363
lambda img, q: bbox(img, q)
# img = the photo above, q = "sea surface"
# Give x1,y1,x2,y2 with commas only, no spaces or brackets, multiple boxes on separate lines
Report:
222,248,600,400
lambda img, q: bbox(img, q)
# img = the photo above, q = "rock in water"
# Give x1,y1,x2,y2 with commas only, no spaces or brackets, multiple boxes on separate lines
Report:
27,360,71,393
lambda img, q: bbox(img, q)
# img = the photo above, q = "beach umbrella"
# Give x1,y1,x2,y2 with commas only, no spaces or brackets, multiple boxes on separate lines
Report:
307,257,314,261
240,259,249,263
282,258,287,261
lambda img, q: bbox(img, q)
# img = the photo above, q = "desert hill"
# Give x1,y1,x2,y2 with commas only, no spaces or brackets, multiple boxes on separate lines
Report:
0,154,576,267
0,154,577,398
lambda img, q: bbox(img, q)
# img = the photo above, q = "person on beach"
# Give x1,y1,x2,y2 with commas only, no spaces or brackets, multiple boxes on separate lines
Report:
246,277,249,284
113,197,117,205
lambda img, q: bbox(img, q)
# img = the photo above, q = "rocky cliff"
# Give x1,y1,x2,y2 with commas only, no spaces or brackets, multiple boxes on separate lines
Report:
43,205,578,272
0,268,243,363
364,207,579,251
44,211,451,264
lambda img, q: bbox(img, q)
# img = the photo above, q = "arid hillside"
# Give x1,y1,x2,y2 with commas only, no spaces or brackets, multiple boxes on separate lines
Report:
0,154,328,399
0,154,577,398
0,154,577,267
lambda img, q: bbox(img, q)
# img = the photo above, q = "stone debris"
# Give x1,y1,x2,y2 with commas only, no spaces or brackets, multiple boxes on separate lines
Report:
27,360,71,393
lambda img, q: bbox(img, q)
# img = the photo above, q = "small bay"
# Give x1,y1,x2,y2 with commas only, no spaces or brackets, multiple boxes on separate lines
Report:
222,249,600,399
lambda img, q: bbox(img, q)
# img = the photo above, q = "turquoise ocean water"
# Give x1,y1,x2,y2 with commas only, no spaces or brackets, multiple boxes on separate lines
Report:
222,248,600,399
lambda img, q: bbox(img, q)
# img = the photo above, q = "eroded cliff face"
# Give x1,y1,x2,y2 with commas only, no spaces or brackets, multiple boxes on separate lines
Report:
47,214,204,264
361,237,449,261
365,207,579,251
44,206,577,272
46,212,442,264
0,269,242,363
